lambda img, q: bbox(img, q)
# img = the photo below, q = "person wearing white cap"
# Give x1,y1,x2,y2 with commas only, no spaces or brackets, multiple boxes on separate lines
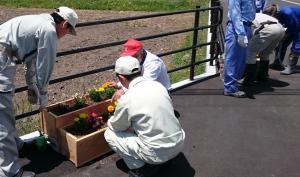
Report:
0,6,78,177
104,56,185,177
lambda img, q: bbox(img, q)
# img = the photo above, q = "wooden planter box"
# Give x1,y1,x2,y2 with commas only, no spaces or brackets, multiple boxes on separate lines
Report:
40,98,111,146
59,126,110,167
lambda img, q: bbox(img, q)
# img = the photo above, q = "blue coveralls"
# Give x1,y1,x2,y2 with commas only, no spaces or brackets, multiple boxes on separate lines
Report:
275,6,300,63
255,0,267,12
223,0,256,94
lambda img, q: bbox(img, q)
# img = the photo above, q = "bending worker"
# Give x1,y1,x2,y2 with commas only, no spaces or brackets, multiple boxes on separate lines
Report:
243,13,285,86
105,56,185,177
223,0,256,97
264,4,300,75
0,7,78,177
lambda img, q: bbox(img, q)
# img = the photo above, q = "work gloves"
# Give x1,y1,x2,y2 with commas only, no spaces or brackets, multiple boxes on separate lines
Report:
237,35,248,48
27,84,48,110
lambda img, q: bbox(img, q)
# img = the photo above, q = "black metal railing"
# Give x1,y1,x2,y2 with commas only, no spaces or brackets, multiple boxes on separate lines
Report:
14,4,223,120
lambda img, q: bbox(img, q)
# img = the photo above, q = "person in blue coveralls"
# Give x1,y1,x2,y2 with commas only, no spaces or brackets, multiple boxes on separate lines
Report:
256,0,268,12
223,0,256,98
264,4,300,75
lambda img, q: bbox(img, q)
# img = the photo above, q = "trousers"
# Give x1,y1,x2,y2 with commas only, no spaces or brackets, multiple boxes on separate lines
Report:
0,52,23,177
246,23,285,64
104,128,184,170
224,22,252,93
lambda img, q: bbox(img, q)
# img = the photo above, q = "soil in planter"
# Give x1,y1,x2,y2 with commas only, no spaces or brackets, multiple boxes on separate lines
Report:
49,103,89,116
65,124,107,138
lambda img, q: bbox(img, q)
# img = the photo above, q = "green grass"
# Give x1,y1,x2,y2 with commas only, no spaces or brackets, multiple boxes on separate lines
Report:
0,0,208,12
13,95,41,136
169,12,208,83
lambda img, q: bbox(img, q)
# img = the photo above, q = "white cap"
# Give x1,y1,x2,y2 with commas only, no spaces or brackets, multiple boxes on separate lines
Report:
115,56,141,75
56,6,78,35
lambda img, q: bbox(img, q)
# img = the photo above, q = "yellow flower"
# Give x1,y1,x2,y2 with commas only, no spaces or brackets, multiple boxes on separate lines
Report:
102,82,111,89
98,87,105,92
107,105,115,113
114,101,118,107
74,117,80,122
78,113,88,119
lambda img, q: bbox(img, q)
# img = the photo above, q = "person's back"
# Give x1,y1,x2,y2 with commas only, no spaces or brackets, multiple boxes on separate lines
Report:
142,50,171,90
0,14,56,63
122,78,183,149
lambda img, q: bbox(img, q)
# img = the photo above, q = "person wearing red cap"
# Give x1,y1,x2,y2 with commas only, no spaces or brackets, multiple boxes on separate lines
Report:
111,38,171,102
0,6,78,177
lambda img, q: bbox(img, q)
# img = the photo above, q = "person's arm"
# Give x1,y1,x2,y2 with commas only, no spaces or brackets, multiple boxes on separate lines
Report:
35,24,57,109
228,0,245,36
107,97,131,131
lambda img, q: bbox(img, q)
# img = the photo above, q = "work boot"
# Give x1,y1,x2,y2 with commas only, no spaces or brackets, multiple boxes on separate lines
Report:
128,163,161,177
257,60,269,82
269,59,284,71
281,55,298,75
13,168,35,177
243,64,257,86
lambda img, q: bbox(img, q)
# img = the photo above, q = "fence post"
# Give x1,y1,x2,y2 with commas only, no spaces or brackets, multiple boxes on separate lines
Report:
189,4,200,80
210,0,221,66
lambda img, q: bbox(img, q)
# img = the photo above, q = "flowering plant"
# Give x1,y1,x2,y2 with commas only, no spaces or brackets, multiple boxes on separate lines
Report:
88,82,116,102
73,93,87,108
107,101,117,119
72,112,106,135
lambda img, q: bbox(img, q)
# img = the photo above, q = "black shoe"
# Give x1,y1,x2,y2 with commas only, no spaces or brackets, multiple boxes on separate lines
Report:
269,63,284,71
128,163,161,177
18,141,36,158
13,168,35,177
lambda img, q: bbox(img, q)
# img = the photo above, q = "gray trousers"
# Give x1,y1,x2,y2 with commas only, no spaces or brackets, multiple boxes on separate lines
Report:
0,52,23,177
104,128,184,170
246,24,285,64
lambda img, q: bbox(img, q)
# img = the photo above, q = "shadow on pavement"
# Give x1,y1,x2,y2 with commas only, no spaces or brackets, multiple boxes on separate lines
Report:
116,152,195,177
244,78,290,99
22,145,66,174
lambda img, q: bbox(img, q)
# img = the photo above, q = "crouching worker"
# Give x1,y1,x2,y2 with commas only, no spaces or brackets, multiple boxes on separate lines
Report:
104,56,185,177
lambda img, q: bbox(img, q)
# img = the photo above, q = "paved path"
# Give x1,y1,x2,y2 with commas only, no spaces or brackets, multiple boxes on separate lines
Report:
23,67,300,177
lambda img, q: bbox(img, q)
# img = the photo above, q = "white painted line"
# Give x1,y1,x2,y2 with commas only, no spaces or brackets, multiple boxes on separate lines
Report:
282,0,300,6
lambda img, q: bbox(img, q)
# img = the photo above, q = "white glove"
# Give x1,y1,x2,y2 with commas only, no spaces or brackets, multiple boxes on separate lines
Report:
39,94,48,110
237,35,248,48
27,84,39,104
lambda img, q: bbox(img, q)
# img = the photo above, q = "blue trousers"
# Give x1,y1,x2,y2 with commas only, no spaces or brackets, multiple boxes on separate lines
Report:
224,22,252,93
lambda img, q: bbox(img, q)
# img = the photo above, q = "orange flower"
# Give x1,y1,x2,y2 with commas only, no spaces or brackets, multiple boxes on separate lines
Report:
107,105,115,113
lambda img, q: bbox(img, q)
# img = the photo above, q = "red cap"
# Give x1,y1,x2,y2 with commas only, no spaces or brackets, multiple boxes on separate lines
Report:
121,38,143,56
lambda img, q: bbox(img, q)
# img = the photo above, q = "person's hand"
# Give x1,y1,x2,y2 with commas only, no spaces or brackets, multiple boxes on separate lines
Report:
237,35,248,47
27,84,39,104
109,81,118,89
111,89,125,102
39,94,48,111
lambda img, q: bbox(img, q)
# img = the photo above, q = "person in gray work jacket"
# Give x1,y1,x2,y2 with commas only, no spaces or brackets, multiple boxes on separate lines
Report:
105,56,185,177
243,13,285,86
0,7,78,177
